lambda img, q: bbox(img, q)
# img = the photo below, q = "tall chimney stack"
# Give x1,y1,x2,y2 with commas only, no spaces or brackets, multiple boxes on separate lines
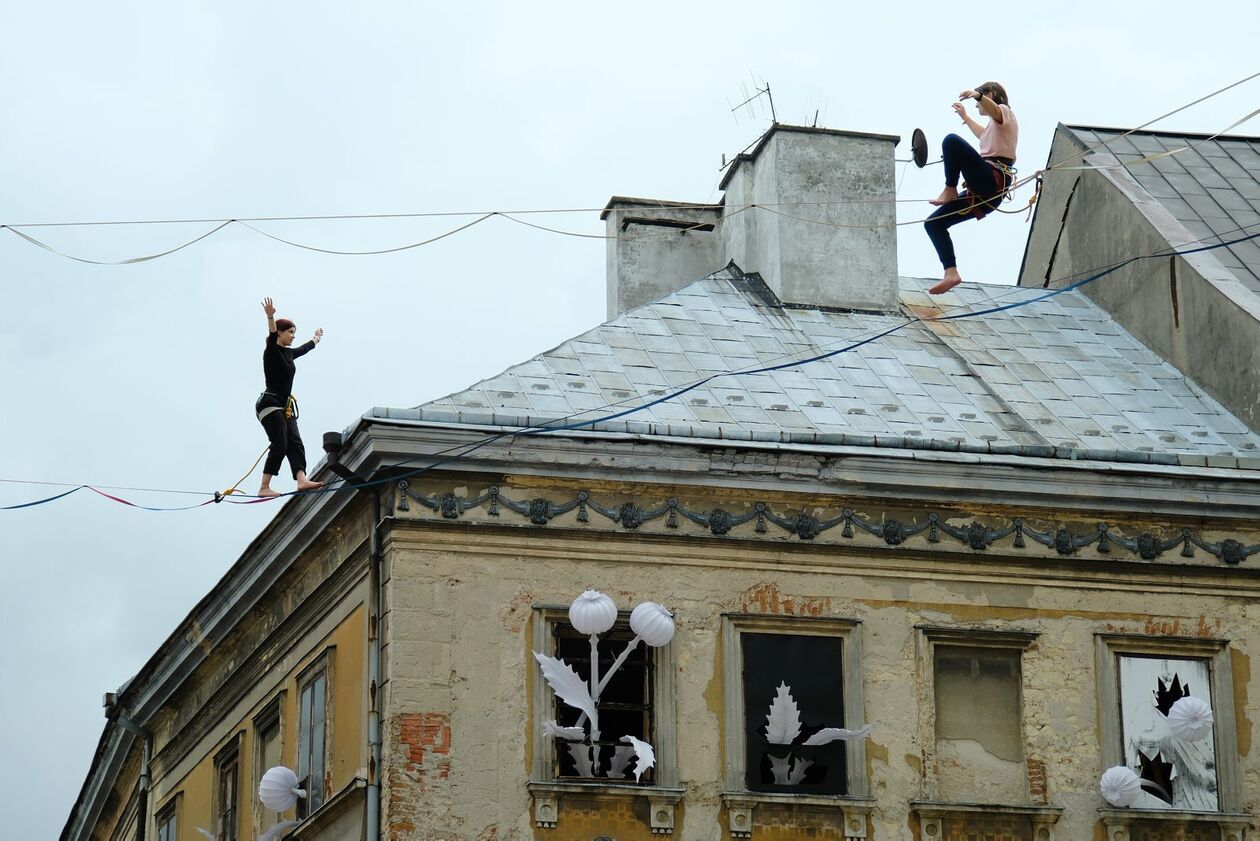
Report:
720,126,899,311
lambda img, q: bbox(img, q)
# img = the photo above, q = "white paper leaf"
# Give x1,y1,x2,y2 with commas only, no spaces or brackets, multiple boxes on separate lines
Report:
609,744,636,778
621,735,656,782
194,829,216,841
787,756,813,785
802,724,874,745
765,682,802,745
566,742,596,776
768,753,792,784
543,720,587,741
258,820,302,841
534,651,597,722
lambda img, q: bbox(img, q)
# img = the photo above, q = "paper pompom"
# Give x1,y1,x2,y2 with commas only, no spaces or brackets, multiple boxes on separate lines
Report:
259,766,306,812
1167,695,1214,741
1099,765,1142,807
630,601,675,647
569,590,617,635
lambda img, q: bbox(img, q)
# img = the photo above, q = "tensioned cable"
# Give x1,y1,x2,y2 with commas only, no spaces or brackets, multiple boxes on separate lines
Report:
1046,71,1260,171
4,221,233,266
1,75,1255,260
234,214,497,255
7,223,1257,512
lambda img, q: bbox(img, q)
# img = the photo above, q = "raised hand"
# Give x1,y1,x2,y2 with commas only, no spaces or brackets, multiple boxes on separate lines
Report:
959,89,980,101
313,327,324,344
952,102,966,119
262,297,276,317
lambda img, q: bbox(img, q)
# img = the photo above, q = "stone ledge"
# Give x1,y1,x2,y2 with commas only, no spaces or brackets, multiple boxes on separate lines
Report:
720,791,876,839
1099,807,1251,841
527,780,685,835
910,800,1063,841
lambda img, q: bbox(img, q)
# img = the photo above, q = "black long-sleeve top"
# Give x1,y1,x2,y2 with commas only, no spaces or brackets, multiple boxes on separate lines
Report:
262,331,315,398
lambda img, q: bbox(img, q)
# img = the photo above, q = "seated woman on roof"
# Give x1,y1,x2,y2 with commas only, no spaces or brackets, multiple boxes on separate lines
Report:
925,81,1019,295
256,297,324,498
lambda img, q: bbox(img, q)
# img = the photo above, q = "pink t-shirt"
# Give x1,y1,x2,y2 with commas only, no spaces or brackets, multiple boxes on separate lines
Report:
979,104,1018,161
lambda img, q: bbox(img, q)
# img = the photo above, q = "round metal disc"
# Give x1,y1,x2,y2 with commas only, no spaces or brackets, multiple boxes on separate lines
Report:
911,128,928,168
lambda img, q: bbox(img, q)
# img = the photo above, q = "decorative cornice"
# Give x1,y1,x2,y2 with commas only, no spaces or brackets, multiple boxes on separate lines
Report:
392,482,1257,567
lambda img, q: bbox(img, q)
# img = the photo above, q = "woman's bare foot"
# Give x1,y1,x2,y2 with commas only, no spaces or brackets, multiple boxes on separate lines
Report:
296,477,324,491
929,268,963,295
257,487,281,498
929,186,959,207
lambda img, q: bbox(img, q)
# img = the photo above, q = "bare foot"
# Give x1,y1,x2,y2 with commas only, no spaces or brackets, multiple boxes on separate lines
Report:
929,268,963,295
257,487,281,498
296,478,324,491
928,186,959,207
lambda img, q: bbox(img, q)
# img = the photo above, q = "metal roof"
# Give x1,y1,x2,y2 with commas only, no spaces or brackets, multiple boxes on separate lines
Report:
373,268,1260,470
1065,125,1260,294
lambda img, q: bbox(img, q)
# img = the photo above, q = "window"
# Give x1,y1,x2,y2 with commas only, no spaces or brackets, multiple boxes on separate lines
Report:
527,607,683,834
254,695,283,831
916,627,1037,805
156,799,177,841
721,615,867,798
214,740,241,841
552,622,654,781
297,660,330,818
528,607,678,787
1097,634,1240,814
910,628,1062,839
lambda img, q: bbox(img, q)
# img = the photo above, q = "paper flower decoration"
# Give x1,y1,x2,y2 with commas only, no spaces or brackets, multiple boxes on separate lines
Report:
569,590,617,636
259,765,306,812
1166,695,1214,741
1099,765,1142,807
630,601,675,647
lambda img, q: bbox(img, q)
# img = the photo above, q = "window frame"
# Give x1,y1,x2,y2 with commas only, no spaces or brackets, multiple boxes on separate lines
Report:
253,692,285,833
213,734,243,841
154,793,180,841
1095,633,1241,813
916,626,1037,803
721,614,867,798
295,649,334,818
529,606,678,788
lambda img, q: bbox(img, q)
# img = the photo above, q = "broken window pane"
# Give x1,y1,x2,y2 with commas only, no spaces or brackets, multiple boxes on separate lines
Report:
933,646,1024,803
741,632,846,795
1118,655,1218,811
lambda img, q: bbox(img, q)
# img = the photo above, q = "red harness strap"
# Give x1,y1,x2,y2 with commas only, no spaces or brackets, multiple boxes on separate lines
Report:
959,160,1013,221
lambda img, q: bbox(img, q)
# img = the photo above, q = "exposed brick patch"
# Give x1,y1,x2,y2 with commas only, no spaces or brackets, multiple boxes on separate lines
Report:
387,712,451,841
740,582,831,616
1026,757,1048,805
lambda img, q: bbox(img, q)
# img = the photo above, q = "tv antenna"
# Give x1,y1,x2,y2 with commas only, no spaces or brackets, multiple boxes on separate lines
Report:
727,74,776,126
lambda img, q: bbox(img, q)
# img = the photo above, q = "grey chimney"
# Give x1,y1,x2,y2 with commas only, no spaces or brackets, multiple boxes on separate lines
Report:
603,124,901,319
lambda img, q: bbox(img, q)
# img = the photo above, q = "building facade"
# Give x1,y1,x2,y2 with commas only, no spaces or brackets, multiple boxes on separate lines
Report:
65,126,1260,841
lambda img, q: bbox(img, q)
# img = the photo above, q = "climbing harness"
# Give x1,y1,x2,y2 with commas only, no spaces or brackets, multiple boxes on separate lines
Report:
960,157,1017,221
255,392,299,421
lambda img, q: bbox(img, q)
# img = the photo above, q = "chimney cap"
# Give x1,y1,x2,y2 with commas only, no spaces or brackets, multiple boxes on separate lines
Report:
600,195,724,221
717,123,901,190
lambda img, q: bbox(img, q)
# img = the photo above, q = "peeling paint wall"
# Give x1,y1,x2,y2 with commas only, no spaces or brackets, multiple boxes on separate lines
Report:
379,475,1260,841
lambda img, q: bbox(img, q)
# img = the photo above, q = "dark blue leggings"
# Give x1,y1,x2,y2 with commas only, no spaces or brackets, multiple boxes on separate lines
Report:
924,134,1002,269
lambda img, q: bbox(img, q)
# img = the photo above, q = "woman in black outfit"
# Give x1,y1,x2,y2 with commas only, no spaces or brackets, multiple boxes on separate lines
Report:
257,297,324,497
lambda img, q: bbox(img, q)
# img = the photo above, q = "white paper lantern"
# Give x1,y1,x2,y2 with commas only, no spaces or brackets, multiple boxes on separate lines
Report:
569,590,618,635
1167,695,1214,741
1099,765,1142,807
259,765,306,812
630,601,675,647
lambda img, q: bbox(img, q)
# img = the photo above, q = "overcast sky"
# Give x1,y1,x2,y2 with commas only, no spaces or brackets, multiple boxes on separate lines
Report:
1,3,1256,837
